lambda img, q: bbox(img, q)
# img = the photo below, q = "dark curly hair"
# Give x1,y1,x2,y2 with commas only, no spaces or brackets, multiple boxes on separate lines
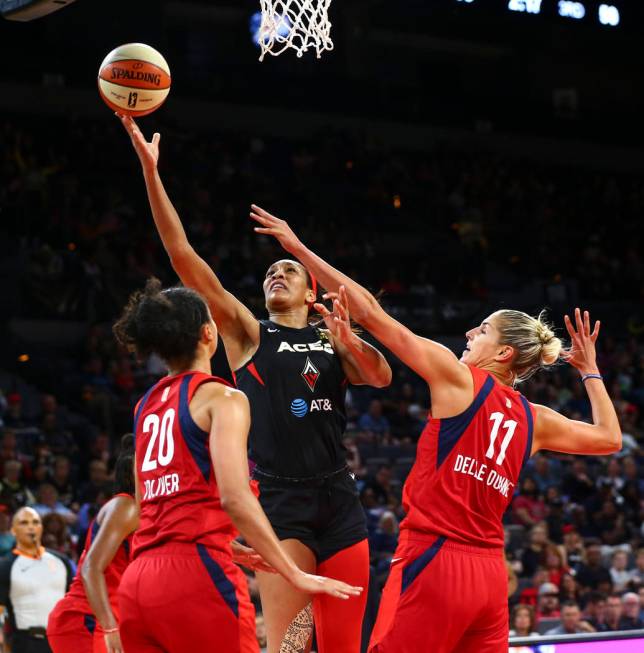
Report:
114,433,135,496
113,277,210,368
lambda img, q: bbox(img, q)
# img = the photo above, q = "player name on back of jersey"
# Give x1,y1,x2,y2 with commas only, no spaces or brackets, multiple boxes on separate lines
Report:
453,455,514,498
143,472,180,500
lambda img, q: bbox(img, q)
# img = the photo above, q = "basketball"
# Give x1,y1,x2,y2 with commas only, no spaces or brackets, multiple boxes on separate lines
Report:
98,43,171,117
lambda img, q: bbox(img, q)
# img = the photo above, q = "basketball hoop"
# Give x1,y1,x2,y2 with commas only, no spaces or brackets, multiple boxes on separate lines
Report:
258,0,334,60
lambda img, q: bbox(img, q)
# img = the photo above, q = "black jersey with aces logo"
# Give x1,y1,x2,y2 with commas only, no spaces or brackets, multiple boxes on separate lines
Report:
235,320,348,478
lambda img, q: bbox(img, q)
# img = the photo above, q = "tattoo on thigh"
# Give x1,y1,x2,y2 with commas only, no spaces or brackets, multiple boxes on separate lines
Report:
280,603,314,653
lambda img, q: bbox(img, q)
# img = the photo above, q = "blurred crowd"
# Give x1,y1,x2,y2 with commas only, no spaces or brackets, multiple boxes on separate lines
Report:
0,113,642,639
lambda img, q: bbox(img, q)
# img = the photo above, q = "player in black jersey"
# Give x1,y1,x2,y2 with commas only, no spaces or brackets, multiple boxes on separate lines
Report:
120,116,392,653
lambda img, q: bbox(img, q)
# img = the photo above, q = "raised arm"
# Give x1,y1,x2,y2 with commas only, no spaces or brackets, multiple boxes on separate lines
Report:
81,496,138,653
119,116,258,367
207,385,362,600
532,309,621,456
250,206,470,394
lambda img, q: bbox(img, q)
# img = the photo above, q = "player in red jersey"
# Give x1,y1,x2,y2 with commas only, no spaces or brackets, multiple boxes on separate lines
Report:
249,207,623,653
112,278,363,653
47,434,137,653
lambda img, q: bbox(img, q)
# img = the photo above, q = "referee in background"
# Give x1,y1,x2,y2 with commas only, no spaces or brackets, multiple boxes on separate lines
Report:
0,507,72,653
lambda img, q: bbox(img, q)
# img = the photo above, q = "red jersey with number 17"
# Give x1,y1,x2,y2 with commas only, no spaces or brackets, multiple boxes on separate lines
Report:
400,365,535,548
132,371,237,558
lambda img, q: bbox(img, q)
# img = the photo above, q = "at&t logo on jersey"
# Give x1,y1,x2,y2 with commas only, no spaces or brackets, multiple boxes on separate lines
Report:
291,398,309,417
290,397,333,418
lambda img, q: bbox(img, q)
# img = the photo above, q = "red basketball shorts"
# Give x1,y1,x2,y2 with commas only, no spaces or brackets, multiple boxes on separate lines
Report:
368,534,508,653
47,603,108,653
118,542,258,653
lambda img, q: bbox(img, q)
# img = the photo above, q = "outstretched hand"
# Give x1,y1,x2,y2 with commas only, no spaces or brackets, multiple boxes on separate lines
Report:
250,205,302,254
117,114,160,173
314,286,355,346
563,308,600,375
292,571,363,600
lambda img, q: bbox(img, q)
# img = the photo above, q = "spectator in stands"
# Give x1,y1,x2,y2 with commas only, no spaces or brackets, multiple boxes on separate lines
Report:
0,430,32,475
40,412,75,458
597,458,625,493
369,511,399,582
619,592,643,630
0,461,36,513
561,525,585,573
41,513,73,559
576,541,612,592
591,499,627,545
513,477,547,528
631,548,644,587
604,593,623,631
31,484,77,526
365,465,397,508
3,394,28,429
583,591,608,631
530,456,559,495
76,460,107,504
544,496,565,544
559,573,581,604
610,550,635,592
388,400,424,443
343,435,366,479
545,601,595,635
562,460,596,505
358,399,391,442
509,604,538,638
0,506,15,556
622,457,643,494
536,582,560,622
48,456,74,508
520,524,549,578
544,543,568,587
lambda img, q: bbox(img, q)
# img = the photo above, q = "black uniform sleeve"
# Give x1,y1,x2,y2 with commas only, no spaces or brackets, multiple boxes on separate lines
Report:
46,549,74,591
0,553,16,606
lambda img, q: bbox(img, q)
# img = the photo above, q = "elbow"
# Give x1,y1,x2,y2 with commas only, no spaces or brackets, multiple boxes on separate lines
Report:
372,366,393,389
607,430,622,454
80,557,95,586
220,492,246,521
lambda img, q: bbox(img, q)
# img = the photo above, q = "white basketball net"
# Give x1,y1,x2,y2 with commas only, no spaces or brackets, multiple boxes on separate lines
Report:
258,0,334,60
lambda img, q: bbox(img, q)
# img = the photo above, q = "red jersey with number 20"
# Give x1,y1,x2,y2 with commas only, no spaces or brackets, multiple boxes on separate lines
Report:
132,371,237,558
400,365,535,548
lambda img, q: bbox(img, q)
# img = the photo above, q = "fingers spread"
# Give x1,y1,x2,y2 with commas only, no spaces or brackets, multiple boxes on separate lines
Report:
314,302,331,317
575,307,584,334
564,314,575,337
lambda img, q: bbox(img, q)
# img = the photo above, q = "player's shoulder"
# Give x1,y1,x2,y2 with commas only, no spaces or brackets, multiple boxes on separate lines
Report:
194,380,248,405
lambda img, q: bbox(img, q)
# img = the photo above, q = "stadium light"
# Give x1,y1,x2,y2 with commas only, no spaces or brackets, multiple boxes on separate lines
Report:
508,0,542,15
558,1,586,20
598,4,620,26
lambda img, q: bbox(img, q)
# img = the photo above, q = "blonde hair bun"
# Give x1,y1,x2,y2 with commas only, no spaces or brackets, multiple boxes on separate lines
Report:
535,311,563,366
494,309,562,383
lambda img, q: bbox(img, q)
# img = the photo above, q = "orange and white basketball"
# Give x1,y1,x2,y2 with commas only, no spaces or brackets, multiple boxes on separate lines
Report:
98,43,171,117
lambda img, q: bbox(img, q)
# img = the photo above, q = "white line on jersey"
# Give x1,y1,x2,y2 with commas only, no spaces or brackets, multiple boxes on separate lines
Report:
161,387,170,402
